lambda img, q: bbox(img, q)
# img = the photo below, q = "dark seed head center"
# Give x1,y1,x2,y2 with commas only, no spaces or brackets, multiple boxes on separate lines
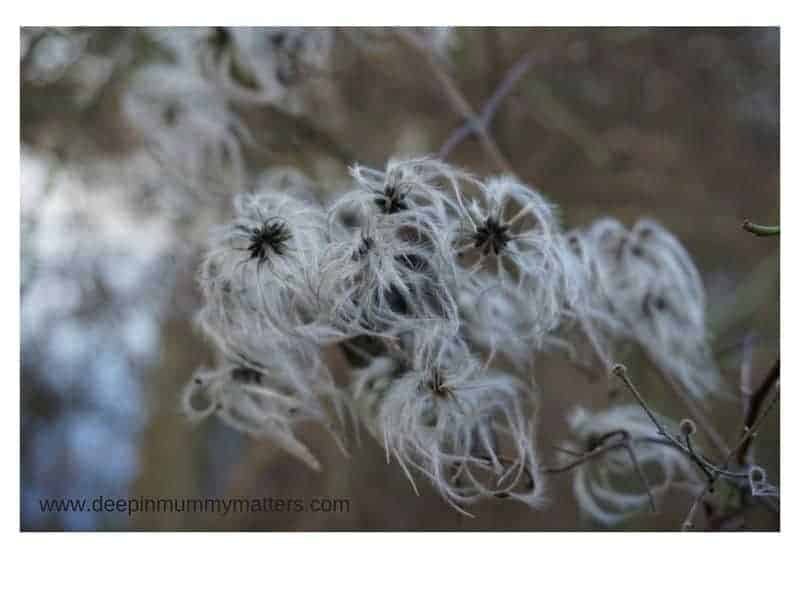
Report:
247,219,292,265
473,217,512,255
375,184,408,214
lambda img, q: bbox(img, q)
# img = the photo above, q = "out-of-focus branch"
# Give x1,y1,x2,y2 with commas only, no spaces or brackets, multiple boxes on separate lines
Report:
394,29,516,176
439,51,537,160
736,360,779,465
436,37,610,171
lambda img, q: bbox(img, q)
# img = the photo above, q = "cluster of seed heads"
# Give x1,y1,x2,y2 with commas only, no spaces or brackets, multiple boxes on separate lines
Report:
184,156,721,515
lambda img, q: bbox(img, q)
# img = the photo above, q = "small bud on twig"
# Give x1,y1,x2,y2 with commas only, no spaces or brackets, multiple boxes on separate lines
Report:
679,419,697,437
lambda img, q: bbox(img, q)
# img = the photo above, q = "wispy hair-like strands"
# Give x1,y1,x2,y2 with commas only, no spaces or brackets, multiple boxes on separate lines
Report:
565,404,702,526
559,218,721,401
182,346,345,471
354,333,545,514
187,155,726,519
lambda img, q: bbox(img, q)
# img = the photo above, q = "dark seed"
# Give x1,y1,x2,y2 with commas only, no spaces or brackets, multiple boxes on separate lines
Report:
231,367,263,385
375,185,408,214
472,217,512,255
246,219,292,265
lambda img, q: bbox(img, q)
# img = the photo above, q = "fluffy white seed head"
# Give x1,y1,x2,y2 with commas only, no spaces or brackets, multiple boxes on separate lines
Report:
559,218,721,401
332,157,477,227
546,229,626,369
452,177,569,336
456,275,546,370
565,404,702,525
186,154,722,513
316,212,461,341
123,63,250,192
182,348,344,471
198,190,332,351
354,333,545,513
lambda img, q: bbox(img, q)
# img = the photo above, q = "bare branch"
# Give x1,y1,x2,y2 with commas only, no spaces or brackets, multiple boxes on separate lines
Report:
736,360,779,464
394,29,516,176
683,388,779,531
611,363,778,530
543,430,657,514
440,51,538,160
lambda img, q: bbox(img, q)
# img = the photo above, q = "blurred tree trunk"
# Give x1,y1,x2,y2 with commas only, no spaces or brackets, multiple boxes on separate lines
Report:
130,317,212,530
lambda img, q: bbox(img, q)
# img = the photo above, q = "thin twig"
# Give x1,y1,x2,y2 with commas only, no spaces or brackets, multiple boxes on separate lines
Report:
611,365,675,442
623,436,748,480
612,366,747,481
642,353,730,457
611,362,779,530
544,431,657,514
621,442,658,513
439,51,537,160
682,389,779,531
394,29,516,176
685,432,714,485
736,360,779,464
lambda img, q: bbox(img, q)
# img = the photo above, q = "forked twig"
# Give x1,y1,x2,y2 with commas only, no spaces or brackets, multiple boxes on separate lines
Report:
736,360,779,464
394,29,516,176
682,388,778,530
439,51,537,160
642,353,730,458
611,363,777,530
545,430,657,514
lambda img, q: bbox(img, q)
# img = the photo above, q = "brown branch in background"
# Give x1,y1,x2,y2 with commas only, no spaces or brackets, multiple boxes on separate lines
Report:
394,29,517,176
437,35,612,172
736,360,779,465
439,51,537,160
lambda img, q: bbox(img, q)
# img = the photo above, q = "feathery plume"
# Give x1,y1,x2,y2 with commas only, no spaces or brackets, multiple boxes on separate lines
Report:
565,404,701,525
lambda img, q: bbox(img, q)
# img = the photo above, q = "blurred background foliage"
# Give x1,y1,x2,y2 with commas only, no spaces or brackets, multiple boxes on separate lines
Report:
20,26,778,530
